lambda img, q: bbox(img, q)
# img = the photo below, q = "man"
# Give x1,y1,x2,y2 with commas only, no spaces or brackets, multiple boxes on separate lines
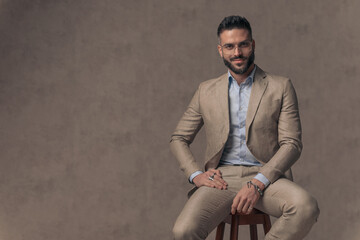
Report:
170,16,320,240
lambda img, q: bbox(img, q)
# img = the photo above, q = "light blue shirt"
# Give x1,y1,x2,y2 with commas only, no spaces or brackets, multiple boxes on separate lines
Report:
190,66,270,187
220,67,259,166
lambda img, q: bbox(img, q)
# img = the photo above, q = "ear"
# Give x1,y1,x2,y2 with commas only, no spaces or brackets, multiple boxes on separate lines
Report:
252,39,255,50
217,44,223,58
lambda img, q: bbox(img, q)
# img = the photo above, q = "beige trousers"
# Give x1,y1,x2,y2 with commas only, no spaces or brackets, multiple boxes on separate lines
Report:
173,165,320,240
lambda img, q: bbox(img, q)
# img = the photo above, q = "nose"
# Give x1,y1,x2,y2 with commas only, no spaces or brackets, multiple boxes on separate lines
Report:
233,46,242,56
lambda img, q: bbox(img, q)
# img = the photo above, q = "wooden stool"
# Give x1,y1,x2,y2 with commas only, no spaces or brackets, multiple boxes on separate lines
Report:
215,209,271,240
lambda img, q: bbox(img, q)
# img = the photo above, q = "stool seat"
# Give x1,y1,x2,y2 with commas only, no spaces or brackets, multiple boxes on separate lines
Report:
215,209,271,240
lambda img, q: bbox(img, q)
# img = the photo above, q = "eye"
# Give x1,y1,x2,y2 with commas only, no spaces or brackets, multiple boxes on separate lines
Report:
224,44,234,50
239,41,250,48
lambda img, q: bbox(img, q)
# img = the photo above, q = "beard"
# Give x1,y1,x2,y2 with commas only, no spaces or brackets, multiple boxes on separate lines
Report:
223,49,255,75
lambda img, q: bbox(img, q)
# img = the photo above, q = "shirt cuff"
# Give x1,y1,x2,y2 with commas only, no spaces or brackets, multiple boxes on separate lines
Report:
189,171,203,183
254,173,270,188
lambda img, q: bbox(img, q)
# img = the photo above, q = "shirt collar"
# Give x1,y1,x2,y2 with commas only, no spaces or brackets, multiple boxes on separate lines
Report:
228,65,256,88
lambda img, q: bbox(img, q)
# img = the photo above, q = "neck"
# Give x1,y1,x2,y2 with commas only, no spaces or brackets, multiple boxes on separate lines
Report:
230,63,255,85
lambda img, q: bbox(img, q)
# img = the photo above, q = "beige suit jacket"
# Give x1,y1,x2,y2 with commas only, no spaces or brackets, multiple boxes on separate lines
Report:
170,66,302,184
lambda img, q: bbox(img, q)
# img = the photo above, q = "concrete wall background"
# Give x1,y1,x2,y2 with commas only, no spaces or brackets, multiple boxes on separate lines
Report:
0,0,359,239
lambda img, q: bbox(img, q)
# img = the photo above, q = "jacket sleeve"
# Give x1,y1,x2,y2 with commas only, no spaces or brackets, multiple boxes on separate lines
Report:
170,86,204,179
259,79,303,183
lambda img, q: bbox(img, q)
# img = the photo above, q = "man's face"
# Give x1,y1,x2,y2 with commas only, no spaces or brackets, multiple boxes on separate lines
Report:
217,28,255,75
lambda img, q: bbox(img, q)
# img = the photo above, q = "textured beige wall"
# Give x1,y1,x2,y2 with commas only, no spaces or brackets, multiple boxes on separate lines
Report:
0,1,359,239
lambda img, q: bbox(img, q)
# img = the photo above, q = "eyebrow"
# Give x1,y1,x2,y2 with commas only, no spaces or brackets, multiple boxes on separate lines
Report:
221,40,251,46
219,39,251,46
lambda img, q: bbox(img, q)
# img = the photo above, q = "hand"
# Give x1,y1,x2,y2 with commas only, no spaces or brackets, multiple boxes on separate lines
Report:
231,179,265,215
193,169,228,190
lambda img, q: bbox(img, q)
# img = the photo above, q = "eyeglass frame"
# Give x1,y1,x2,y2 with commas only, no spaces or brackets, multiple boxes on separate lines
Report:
219,39,253,54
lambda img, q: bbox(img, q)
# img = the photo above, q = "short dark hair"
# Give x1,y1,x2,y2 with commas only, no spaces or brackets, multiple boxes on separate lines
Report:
217,15,252,39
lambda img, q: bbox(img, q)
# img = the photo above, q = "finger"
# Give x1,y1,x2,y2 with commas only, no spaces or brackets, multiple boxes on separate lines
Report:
212,176,227,189
210,178,225,190
213,175,227,185
205,175,222,189
246,205,254,214
207,172,218,183
237,198,246,213
203,179,216,188
231,197,240,215
209,169,223,179
206,171,223,188
207,170,217,179
242,200,251,214
214,169,222,177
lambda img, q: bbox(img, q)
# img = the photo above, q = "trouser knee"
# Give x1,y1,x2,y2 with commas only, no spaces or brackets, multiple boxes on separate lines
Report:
172,223,186,240
289,194,320,222
173,222,202,240
302,196,320,221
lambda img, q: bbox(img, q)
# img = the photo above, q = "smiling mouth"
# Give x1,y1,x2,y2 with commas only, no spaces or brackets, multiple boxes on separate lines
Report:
233,59,244,62
232,59,246,65
231,57,247,62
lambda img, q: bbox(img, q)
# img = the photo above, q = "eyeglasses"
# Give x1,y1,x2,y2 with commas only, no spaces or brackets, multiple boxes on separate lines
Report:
220,40,253,54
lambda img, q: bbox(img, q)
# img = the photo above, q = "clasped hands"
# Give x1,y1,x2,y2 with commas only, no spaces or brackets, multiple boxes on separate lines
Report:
193,169,265,215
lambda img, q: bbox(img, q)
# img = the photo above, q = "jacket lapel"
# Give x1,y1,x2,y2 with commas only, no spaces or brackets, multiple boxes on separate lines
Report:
246,67,268,139
216,73,230,142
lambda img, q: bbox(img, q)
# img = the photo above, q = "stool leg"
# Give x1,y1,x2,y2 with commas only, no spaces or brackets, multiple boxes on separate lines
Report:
249,225,258,240
230,215,239,240
263,214,271,234
215,222,225,240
